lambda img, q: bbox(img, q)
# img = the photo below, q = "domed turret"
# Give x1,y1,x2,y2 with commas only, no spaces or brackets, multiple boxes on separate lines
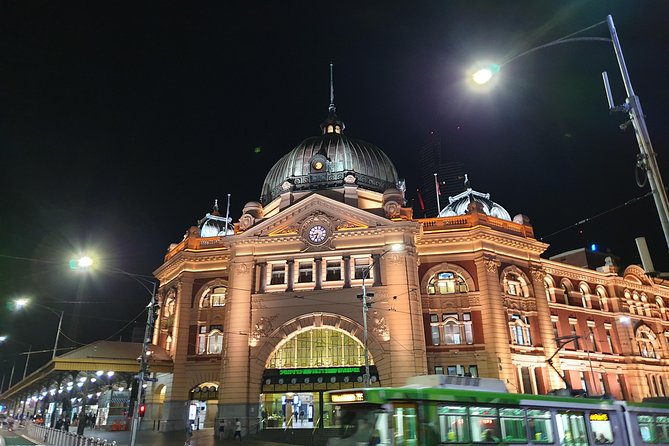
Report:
440,174,511,221
260,65,400,205
198,200,234,237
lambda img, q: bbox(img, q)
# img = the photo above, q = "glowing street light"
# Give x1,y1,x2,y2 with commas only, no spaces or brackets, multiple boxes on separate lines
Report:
13,298,64,360
359,243,405,387
72,255,157,446
468,15,669,252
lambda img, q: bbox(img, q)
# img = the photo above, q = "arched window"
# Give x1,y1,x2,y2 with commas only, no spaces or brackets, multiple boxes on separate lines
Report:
562,284,570,305
504,273,526,297
579,284,589,308
596,287,608,311
509,315,532,346
201,286,227,308
427,271,468,295
266,327,367,369
197,325,224,355
636,329,659,359
544,278,553,302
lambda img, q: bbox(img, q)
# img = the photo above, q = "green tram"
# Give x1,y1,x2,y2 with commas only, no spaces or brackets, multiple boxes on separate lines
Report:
323,375,669,446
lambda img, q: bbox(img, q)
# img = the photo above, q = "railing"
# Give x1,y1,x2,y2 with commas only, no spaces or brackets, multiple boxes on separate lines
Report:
419,213,535,238
26,424,117,446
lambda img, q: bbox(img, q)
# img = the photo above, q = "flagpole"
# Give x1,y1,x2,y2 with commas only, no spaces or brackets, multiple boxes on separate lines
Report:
434,173,441,216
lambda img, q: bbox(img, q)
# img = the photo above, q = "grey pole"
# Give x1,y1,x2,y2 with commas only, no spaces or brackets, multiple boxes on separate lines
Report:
52,311,64,359
129,280,158,446
22,345,32,379
361,273,371,387
607,14,669,251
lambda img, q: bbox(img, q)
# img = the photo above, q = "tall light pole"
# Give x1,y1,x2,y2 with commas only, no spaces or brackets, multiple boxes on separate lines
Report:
71,256,158,446
13,298,64,359
359,243,405,387
470,15,669,252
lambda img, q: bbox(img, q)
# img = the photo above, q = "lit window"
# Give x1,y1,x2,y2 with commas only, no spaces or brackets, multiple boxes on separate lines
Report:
298,261,313,283
354,258,371,280
270,263,286,285
210,286,226,307
325,260,342,281
427,271,468,295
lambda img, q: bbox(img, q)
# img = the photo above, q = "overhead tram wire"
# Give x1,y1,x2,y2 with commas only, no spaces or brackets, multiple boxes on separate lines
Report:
539,192,652,242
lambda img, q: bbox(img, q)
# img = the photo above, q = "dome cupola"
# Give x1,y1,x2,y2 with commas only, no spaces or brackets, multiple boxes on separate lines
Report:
440,174,512,221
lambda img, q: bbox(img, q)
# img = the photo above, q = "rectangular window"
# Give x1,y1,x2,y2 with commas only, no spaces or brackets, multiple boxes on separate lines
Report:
552,320,559,340
298,261,313,283
197,325,207,354
499,408,527,442
468,365,478,378
570,323,580,350
270,263,286,285
446,366,457,376
589,327,598,352
606,328,614,353
437,405,469,443
325,260,341,281
469,406,500,443
443,323,461,345
464,321,473,344
556,411,586,446
354,258,371,280
521,367,533,394
579,371,588,393
527,409,553,443
431,325,440,346
435,366,444,375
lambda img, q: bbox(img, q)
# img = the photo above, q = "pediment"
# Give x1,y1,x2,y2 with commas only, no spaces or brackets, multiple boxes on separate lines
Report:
238,194,394,241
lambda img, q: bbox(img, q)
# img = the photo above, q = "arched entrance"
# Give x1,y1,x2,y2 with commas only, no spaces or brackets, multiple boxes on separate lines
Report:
188,382,219,430
259,325,377,430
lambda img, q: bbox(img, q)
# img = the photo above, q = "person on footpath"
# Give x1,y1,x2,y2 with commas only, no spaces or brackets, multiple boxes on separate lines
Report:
218,418,225,440
233,418,242,441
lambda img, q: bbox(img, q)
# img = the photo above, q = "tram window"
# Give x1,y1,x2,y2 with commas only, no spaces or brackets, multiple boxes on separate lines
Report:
438,406,469,443
638,415,655,443
469,407,500,443
527,409,553,443
656,416,669,443
393,405,418,446
589,413,614,444
499,408,527,443
556,411,588,446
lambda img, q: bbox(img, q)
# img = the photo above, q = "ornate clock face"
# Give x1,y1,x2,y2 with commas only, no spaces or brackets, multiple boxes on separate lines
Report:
308,224,328,244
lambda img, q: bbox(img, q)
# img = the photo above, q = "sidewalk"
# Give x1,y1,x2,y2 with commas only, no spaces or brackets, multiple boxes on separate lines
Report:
19,427,295,446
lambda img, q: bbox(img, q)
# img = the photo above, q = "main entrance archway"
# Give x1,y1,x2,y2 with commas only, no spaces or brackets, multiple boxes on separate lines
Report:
259,324,378,430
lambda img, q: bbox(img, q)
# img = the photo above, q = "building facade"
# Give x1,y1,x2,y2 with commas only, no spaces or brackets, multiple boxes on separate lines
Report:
145,105,669,434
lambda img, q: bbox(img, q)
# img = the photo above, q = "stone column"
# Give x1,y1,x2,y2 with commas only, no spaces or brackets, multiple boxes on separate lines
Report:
219,257,255,435
314,258,323,290
530,266,563,391
473,254,515,386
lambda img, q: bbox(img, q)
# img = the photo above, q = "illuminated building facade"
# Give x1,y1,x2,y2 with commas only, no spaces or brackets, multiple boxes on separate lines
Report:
147,103,669,434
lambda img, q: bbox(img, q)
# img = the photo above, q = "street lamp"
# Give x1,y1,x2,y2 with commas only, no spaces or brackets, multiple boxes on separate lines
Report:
470,15,669,253
358,243,405,387
13,298,64,360
71,256,158,446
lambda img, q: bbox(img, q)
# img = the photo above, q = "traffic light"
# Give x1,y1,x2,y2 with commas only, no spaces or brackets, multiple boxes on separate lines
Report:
139,404,146,417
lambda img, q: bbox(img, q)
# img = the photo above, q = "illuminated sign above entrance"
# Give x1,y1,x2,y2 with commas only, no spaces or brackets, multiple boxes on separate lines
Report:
279,367,362,376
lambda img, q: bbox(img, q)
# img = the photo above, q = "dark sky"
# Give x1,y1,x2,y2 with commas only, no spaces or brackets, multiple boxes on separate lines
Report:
1,1,669,381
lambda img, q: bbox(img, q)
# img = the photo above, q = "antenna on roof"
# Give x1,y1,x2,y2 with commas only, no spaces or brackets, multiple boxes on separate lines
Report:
224,193,231,236
329,62,335,114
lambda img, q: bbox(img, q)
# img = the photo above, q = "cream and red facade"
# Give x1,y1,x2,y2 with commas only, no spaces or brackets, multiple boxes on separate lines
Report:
146,116,669,433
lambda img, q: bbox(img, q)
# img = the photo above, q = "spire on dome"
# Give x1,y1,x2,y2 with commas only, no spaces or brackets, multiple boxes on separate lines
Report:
320,63,345,135
464,173,472,190
212,199,220,216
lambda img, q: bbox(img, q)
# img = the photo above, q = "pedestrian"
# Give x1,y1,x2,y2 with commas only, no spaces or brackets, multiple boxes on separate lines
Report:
233,418,242,441
218,418,225,440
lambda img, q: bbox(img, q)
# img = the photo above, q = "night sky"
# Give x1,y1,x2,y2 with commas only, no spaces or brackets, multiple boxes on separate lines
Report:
1,1,669,382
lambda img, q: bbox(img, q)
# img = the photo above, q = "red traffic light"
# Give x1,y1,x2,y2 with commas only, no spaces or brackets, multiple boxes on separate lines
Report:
139,404,146,417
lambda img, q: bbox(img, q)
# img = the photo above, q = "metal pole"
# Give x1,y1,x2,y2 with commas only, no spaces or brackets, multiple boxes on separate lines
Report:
23,345,32,379
362,273,370,387
52,311,64,359
8,362,16,389
607,14,669,251
129,280,157,446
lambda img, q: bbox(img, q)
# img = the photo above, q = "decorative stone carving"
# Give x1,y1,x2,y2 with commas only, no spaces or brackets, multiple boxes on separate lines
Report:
483,257,500,273
238,213,255,231
251,315,278,346
233,262,250,274
383,200,401,219
344,174,356,184
530,267,545,282
371,311,390,341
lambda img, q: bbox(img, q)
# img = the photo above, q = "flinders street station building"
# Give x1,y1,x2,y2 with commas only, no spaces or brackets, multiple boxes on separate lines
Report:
3,102,669,436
